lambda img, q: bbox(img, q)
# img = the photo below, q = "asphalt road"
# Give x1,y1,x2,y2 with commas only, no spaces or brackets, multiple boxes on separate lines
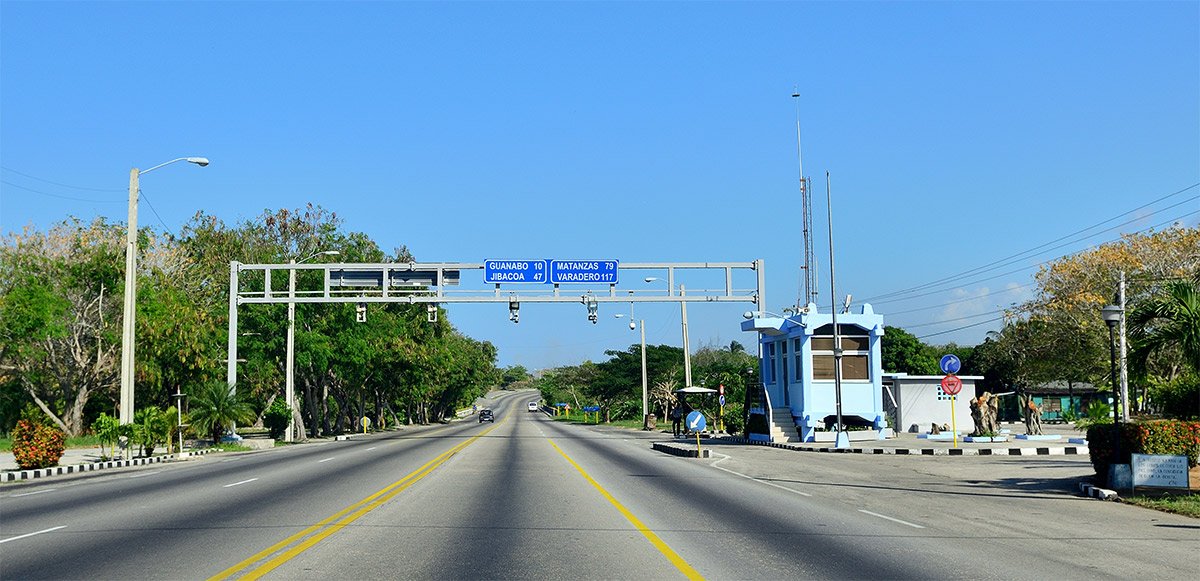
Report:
2,390,1196,580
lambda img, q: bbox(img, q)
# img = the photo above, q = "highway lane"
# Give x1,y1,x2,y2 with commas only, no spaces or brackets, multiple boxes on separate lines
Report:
0,394,519,580
3,390,1197,580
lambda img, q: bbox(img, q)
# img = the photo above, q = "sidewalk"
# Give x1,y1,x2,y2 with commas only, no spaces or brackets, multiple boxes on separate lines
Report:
674,422,1091,457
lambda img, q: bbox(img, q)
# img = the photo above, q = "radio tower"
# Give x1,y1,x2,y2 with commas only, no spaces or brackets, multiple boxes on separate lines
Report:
793,89,817,311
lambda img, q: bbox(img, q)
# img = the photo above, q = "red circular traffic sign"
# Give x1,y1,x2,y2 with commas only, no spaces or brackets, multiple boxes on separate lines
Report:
941,374,963,396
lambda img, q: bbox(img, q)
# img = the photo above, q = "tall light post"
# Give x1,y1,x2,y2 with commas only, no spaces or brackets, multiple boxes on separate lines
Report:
287,250,340,442
616,291,649,429
825,171,849,449
1102,305,1123,458
120,157,209,425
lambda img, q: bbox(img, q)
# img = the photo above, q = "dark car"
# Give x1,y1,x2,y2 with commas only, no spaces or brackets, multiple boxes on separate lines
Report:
478,409,494,423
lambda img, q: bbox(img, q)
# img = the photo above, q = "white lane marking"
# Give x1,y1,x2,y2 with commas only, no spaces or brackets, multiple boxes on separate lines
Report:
317,457,335,463
12,488,57,497
223,478,259,488
0,526,67,544
129,470,163,478
858,509,925,529
366,447,377,451
710,453,812,497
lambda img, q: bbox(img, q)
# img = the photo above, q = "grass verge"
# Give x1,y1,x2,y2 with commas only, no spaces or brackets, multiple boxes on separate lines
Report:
1123,493,1200,518
0,435,103,452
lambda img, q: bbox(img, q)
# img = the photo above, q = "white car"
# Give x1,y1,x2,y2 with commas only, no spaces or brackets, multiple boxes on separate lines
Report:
527,402,539,412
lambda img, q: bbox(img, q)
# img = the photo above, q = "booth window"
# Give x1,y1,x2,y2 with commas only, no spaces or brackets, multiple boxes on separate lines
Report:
811,324,870,381
793,338,804,381
766,342,777,384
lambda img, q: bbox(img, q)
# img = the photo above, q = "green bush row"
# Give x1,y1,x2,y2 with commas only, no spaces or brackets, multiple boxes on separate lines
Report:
1088,420,1200,480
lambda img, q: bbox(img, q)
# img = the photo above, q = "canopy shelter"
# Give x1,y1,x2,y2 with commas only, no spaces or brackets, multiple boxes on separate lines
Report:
674,386,718,394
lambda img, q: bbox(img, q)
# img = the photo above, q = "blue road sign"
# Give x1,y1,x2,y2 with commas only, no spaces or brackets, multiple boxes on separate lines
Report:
549,260,619,284
583,406,601,412
686,410,707,432
719,394,726,407
939,354,962,375
484,259,547,284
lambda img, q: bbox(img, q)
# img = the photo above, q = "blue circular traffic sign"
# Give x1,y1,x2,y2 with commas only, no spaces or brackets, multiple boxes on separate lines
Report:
686,410,707,432
939,354,962,375
719,394,726,406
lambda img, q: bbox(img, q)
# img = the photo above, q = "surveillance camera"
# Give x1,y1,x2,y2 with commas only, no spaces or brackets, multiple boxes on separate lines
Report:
743,311,755,320
629,321,636,330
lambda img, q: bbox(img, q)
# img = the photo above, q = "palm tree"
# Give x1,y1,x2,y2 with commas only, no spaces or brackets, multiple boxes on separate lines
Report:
1130,277,1200,374
1129,275,1200,417
188,381,256,444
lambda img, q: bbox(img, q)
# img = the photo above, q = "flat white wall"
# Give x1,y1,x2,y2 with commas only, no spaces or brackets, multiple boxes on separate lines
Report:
893,377,978,433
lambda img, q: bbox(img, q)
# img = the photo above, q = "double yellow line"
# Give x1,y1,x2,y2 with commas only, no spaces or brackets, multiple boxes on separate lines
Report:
548,439,704,580
210,424,496,581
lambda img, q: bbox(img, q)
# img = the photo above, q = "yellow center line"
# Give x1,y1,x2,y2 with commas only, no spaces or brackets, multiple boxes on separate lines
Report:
547,438,704,581
209,418,505,581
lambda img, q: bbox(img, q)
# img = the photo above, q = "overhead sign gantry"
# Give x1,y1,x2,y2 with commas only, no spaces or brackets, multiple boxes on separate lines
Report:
225,258,765,386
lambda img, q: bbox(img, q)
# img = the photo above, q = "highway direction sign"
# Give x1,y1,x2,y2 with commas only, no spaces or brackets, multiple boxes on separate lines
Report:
484,259,547,284
687,410,707,432
549,260,619,284
939,354,962,375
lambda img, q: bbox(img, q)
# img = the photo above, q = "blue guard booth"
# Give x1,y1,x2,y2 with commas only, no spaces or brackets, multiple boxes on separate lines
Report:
742,302,888,443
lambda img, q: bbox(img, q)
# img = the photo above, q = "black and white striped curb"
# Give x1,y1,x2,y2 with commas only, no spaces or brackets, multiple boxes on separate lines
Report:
722,436,1089,456
1079,482,1119,500
652,442,712,458
1,449,215,483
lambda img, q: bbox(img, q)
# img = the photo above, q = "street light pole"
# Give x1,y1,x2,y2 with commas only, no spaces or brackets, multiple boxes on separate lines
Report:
1102,305,1124,461
286,250,339,442
119,157,208,426
641,318,648,429
826,171,848,449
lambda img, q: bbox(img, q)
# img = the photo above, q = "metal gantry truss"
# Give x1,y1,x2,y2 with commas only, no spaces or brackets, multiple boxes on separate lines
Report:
225,259,765,386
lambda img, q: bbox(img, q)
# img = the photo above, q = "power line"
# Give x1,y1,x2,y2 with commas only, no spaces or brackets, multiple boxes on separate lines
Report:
0,179,123,203
0,166,124,192
870,206,1200,307
916,316,1005,340
137,188,176,239
862,182,1200,303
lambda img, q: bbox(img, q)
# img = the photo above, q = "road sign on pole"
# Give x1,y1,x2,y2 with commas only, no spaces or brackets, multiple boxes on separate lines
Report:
939,354,962,375
941,374,962,448
941,374,962,396
484,260,547,284
549,260,619,284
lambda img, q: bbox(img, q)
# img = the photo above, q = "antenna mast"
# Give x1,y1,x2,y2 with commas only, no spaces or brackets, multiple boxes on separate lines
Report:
793,89,817,310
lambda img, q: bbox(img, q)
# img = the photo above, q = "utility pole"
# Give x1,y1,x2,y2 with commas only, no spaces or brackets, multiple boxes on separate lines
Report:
1119,271,1130,420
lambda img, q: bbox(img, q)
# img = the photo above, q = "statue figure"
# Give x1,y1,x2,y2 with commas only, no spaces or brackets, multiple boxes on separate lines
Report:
970,391,999,436
1023,395,1043,436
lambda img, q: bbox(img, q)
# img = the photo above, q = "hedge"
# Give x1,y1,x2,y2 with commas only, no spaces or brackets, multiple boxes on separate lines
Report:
1088,420,1200,480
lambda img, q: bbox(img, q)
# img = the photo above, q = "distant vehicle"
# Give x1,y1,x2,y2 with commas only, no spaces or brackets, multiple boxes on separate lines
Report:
527,402,539,412
479,409,495,423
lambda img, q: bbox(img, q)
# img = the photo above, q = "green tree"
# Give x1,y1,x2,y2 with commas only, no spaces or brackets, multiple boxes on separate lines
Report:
880,326,939,375
1129,275,1200,418
188,382,255,444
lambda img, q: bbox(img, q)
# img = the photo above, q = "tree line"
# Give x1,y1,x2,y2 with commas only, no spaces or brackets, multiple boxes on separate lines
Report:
1,205,498,438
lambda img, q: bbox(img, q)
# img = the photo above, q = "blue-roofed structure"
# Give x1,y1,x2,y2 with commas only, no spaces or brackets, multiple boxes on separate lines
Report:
741,302,889,443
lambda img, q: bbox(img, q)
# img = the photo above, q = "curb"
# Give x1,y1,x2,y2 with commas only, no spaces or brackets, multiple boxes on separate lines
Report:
652,442,712,458
1079,482,1119,500
723,436,1089,457
1,449,215,483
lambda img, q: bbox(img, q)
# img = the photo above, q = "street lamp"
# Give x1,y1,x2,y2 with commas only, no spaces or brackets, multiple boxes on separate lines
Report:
287,250,340,441
1101,304,1123,444
644,276,693,388
120,157,209,426
616,290,649,428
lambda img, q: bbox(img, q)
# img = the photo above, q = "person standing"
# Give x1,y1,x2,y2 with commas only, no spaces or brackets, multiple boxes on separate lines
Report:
671,402,683,437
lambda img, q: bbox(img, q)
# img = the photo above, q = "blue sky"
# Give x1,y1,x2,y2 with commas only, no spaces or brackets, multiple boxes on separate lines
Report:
2,1,1197,370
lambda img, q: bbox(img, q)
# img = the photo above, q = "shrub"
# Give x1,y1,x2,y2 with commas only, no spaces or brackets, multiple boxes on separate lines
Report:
11,420,66,469
91,413,120,459
1088,420,1200,483
1129,420,1200,467
263,398,291,440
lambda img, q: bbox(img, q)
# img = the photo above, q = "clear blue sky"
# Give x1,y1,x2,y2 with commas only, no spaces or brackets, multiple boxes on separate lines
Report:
3,1,1197,370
